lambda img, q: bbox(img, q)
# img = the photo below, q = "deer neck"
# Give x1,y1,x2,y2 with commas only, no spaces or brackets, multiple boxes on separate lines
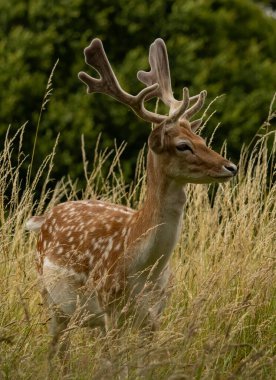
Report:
128,150,186,278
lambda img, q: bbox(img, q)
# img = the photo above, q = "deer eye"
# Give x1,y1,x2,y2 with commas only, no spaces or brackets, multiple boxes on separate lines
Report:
176,142,193,153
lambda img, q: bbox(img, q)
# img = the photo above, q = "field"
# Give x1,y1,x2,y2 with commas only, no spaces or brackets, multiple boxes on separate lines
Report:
0,101,275,379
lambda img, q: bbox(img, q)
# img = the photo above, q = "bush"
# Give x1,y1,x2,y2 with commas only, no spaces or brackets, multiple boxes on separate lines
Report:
0,0,275,186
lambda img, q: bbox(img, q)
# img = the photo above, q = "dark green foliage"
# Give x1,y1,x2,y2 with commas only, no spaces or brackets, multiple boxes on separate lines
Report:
0,0,275,186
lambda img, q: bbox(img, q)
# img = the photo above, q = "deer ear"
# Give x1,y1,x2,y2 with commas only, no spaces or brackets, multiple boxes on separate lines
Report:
148,125,165,154
190,118,203,132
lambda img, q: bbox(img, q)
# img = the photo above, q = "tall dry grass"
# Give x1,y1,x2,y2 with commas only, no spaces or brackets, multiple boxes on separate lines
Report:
0,98,275,379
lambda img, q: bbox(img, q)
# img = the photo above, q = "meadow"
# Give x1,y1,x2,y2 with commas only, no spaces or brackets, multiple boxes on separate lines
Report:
0,96,275,379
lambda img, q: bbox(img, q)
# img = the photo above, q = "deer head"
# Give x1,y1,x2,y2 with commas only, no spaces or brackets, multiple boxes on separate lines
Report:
78,38,237,185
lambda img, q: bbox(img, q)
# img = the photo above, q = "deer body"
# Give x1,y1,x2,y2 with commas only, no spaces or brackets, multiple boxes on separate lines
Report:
36,149,186,329
26,38,237,361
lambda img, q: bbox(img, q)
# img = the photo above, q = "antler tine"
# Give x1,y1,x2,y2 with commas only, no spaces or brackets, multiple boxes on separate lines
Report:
78,38,165,124
138,38,184,114
138,38,190,120
138,38,207,125
138,40,169,104
182,90,207,120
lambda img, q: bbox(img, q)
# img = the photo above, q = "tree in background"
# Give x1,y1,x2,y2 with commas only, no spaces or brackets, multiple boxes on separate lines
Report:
0,0,275,187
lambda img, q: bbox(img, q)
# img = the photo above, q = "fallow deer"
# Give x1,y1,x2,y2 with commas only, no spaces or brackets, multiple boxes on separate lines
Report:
26,38,237,361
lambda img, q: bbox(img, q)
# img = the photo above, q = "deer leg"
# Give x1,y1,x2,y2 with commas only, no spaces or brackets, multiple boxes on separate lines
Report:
75,289,108,333
48,303,70,364
42,265,86,372
41,288,70,375
43,265,109,359
131,285,169,377
131,283,167,331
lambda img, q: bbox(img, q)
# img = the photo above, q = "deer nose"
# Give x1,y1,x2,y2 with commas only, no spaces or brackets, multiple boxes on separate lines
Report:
223,163,237,176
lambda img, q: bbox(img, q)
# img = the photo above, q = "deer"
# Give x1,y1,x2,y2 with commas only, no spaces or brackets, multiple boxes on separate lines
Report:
26,38,237,363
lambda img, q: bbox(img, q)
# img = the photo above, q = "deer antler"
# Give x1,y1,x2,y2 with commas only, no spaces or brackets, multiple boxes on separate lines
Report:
137,38,207,128
78,38,166,125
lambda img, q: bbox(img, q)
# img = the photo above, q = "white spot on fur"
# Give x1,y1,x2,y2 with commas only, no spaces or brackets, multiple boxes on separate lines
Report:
84,249,91,258
104,238,113,259
57,247,64,255
122,227,128,236
89,256,94,266
114,242,121,251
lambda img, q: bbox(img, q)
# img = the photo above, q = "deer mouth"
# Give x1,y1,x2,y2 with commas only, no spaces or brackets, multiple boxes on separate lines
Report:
213,175,234,183
209,173,236,183
209,164,237,182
